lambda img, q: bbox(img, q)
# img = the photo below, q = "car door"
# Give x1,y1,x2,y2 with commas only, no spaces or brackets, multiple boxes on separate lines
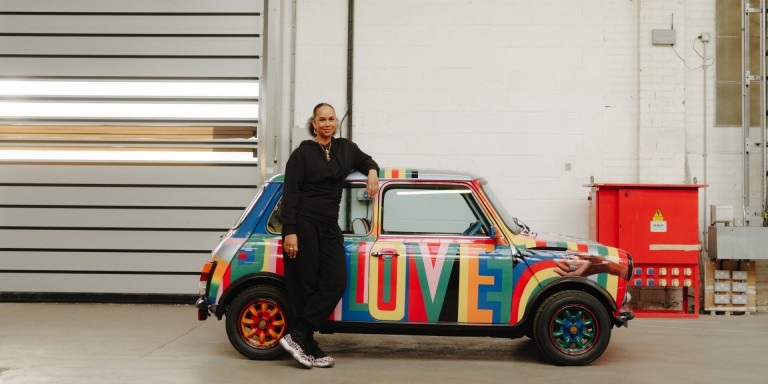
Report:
368,182,514,325
335,182,379,322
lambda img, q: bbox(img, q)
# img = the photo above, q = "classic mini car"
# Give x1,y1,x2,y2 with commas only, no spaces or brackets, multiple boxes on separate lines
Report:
196,169,634,366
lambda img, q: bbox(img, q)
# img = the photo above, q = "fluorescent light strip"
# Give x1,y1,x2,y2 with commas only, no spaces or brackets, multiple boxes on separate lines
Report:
0,102,259,119
0,80,260,98
0,149,257,162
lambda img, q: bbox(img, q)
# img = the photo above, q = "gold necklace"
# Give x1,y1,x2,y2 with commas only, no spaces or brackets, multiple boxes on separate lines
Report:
319,141,331,161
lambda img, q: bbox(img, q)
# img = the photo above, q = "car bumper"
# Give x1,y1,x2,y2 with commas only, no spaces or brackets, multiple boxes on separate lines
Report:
614,305,634,327
196,296,211,321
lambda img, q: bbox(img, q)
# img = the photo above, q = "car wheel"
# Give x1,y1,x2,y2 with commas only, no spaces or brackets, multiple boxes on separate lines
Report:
225,285,290,360
533,290,611,366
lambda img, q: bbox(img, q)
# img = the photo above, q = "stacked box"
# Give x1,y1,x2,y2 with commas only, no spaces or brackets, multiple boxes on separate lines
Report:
704,259,757,312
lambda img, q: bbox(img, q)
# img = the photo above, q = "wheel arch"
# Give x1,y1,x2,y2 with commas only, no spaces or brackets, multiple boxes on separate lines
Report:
519,278,619,333
214,272,287,319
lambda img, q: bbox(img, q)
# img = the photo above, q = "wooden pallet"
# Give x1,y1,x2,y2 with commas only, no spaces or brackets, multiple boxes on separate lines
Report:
703,307,756,316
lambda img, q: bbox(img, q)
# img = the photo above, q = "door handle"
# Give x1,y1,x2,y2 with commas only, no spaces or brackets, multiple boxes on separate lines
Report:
371,248,399,258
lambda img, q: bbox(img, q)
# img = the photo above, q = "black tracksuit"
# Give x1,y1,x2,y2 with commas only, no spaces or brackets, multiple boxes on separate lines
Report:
281,137,378,331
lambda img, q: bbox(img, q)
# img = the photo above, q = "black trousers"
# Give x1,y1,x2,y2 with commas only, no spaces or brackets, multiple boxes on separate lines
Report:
283,216,347,331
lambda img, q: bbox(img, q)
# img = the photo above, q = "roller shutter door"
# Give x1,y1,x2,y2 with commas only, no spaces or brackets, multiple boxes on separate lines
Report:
0,0,264,300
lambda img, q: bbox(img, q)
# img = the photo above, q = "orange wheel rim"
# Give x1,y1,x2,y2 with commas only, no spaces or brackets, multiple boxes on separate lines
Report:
238,298,287,349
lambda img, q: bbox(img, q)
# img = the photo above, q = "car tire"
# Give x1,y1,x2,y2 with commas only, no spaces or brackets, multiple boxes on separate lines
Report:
225,285,291,360
532,290,611,366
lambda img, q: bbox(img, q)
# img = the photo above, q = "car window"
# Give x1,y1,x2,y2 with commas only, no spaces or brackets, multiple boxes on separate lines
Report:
233,186,264,229
266,184,372,235
480,179,522,234
266,199,282,234
382,185,489,236
339,184,373,235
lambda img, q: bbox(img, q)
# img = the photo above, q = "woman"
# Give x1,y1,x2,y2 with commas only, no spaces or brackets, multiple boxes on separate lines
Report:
279,103,379,368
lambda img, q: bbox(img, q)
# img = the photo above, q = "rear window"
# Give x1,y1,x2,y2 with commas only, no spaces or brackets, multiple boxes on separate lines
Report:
232,185,264,229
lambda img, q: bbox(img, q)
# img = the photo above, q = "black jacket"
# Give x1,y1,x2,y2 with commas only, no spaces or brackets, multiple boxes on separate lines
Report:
281,137,378,235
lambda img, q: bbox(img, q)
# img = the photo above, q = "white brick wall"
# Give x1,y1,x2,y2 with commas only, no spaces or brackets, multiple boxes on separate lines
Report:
287,0,768,312
352,0,638,238
292,0,350,148
639,0,687,183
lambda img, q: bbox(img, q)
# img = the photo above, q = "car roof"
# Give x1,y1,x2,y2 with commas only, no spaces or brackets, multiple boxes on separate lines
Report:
267,168,481,183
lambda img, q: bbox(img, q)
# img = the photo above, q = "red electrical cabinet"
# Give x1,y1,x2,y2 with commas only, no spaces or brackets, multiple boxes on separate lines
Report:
586,183,706,318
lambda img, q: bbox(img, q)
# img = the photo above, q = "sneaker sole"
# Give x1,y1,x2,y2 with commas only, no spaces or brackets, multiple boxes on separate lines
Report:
279,338,313,368
313,357,335,368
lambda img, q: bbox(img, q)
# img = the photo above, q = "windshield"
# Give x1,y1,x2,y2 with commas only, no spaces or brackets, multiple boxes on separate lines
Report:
480,179,523,235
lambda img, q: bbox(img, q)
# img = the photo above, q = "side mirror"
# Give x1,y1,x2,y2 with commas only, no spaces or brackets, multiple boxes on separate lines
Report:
357,189,372,201
489,226,507,246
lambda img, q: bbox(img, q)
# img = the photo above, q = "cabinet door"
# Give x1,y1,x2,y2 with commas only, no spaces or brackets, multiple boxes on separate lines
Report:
618,188,699,264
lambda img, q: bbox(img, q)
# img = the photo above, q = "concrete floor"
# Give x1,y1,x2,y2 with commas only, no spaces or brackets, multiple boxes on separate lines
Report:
0,303,763,384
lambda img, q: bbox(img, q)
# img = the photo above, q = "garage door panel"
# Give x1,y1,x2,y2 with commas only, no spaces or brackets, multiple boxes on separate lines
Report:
0,229,222,251
0,251,210,273
0,36,262,56
0,186,256,207
0,58,261,78
0,272,197,295
0,0,263,13
0,15,262,35
0,208,242,229
0,164,260,185
0,251,206,273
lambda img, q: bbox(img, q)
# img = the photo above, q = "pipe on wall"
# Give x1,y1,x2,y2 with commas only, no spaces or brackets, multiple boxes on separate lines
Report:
742,0,751,226
346,0,355,140
703,36,709,248
289,0,298,152
763,0,768,227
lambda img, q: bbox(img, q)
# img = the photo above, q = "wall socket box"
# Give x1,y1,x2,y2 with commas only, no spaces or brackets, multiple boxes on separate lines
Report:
714,270,731,279
710,205,734,225
732,282,748,293
732,295,748,305
652,29,676,45
714,281,731,292
732,270,748,280
714,294,730,305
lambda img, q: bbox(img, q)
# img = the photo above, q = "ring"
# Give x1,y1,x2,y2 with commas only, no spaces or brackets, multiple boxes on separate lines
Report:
569,265,576,272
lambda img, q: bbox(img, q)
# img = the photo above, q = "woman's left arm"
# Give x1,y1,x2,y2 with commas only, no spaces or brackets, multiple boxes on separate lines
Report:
348,139,380,198
366,169,379,198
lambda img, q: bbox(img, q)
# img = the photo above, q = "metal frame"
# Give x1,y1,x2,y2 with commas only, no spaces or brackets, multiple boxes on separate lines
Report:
742,0,768,226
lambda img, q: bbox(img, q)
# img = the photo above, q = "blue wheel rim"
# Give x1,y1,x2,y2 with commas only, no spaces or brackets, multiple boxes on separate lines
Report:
549,304,598,355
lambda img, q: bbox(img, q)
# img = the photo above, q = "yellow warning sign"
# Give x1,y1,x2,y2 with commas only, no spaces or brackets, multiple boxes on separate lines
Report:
652,209,664,221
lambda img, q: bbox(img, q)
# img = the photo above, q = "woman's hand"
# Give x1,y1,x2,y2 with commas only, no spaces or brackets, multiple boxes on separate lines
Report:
554,249,628,279
554,258,592,277
284,234,298,259
366,169,379,198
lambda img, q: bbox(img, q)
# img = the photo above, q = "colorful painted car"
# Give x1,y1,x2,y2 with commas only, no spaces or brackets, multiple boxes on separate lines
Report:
196,169,634,365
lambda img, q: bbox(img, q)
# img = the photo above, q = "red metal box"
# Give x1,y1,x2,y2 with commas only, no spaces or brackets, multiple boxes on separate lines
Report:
586,183,706,318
